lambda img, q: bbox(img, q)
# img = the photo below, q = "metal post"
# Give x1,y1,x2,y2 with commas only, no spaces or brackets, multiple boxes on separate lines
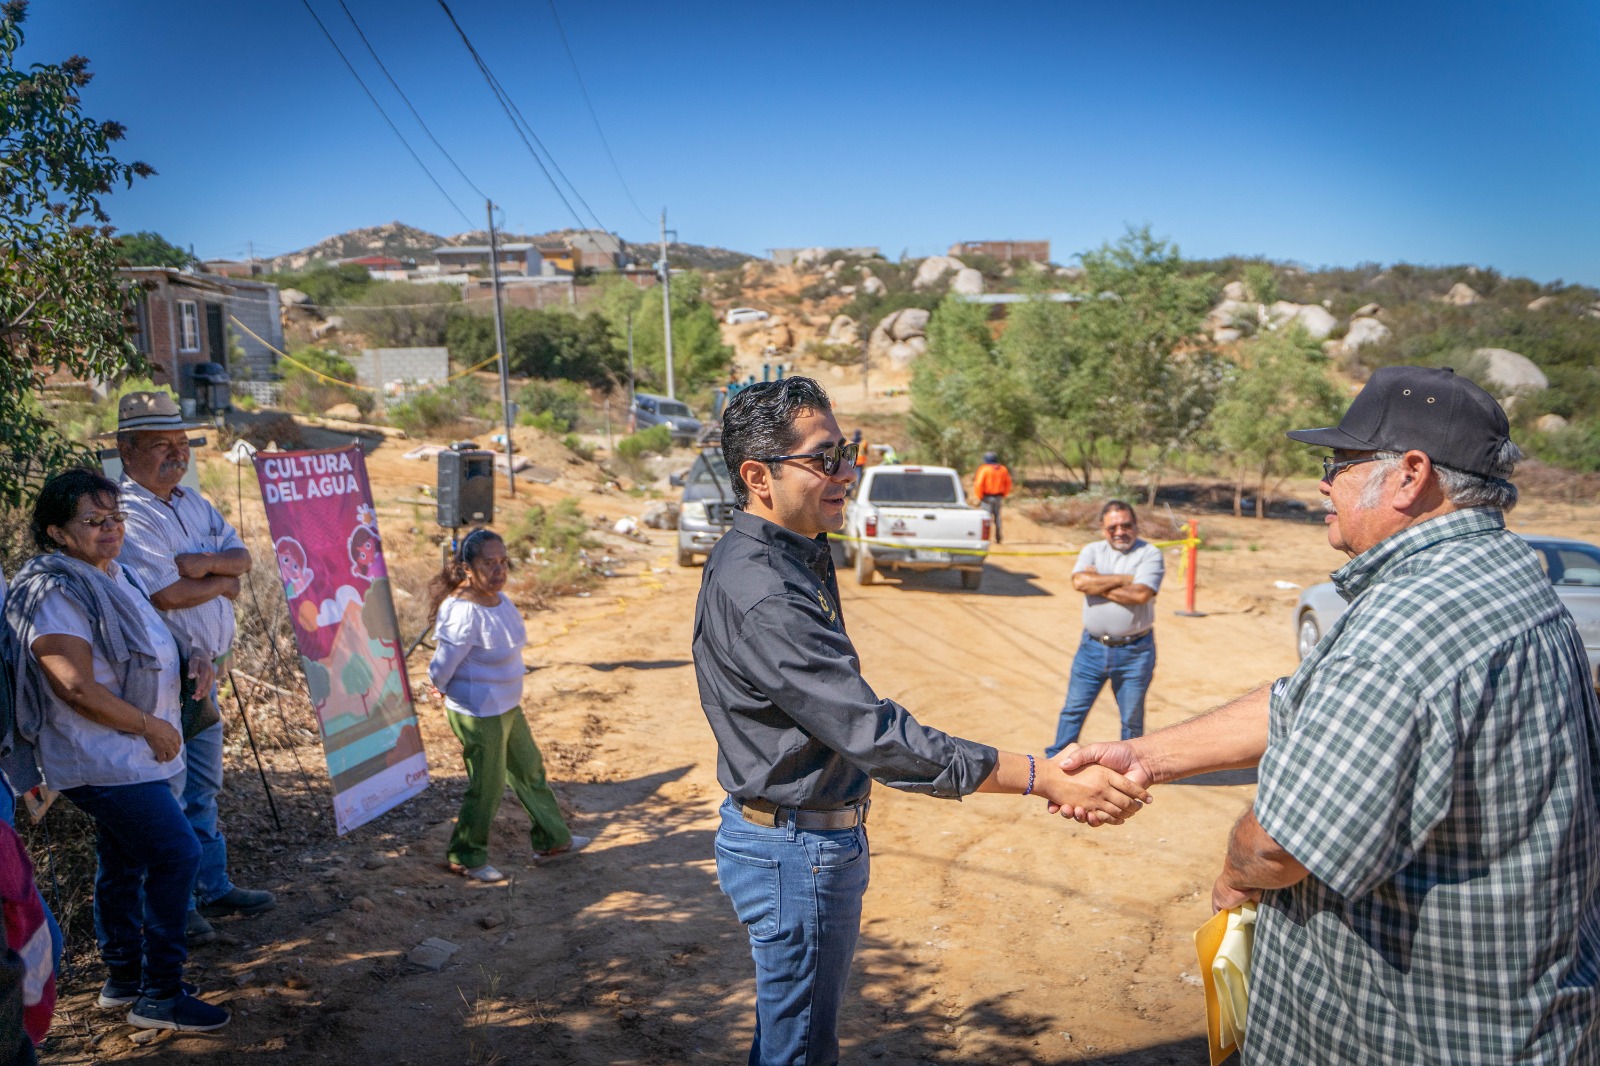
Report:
626,310,635,406
660,208,675,400
487,199,515,496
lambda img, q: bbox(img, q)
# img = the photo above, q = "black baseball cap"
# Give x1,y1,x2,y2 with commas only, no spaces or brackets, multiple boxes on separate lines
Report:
1286,365,1511,478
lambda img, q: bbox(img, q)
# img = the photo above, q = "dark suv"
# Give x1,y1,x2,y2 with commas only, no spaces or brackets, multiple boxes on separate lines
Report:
676,448,736,566
629,393,702,447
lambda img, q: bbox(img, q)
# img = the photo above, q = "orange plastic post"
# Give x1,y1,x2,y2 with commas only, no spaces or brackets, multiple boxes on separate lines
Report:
1175,519,1205,617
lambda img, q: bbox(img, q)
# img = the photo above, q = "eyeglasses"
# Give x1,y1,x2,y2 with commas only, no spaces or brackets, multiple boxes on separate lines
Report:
78,512,128,528
755,441,859,476
1321,455,1384,482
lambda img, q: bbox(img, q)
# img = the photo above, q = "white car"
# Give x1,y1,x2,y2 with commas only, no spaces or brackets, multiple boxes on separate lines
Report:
725,307,770,325
1293,534,1600,689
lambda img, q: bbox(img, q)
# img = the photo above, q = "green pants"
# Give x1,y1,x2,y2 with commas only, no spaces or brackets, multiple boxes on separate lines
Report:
445,705,571,868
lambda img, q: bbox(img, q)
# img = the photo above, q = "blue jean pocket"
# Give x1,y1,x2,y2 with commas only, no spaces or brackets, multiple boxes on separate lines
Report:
716,841,781,941
811,833,865,871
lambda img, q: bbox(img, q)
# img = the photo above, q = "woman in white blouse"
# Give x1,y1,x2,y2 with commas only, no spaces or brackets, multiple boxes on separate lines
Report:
426,529,589,883
5,470,226,1032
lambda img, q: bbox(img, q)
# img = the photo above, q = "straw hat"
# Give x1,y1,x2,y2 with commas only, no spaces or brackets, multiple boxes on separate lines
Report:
108,390,206,435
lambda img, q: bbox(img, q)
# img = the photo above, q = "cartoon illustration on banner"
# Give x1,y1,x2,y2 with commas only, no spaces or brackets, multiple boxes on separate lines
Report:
255,446,428,834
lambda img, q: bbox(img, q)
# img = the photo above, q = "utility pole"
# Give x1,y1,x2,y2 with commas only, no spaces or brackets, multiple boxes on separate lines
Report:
626,310,635,406
487,199,515,497
659,208,675,400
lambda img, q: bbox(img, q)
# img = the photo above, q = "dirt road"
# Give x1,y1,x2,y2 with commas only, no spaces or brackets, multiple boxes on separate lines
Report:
46,479,1600,1065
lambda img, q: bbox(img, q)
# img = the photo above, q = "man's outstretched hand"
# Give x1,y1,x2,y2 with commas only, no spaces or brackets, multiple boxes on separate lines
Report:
1032,755,1151,827
1049,742,1157,822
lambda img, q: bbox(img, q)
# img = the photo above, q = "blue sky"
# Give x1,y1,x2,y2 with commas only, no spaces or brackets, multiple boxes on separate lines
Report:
24,1,1600,284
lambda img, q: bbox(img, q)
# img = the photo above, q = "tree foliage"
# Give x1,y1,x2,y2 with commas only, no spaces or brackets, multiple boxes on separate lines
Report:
591,272,733,397
1211,327,1345,517
1051,227,1220,491
115,230,192,268
908,296,1035,468
446,306,620,386
336,280,456,348
0,0,153,504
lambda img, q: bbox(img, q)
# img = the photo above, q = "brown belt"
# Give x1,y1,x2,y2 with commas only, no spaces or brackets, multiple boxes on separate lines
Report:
738,796,870,830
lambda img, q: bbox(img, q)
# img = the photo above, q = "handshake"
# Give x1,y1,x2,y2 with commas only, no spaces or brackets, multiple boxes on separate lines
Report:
1012,741,1157,827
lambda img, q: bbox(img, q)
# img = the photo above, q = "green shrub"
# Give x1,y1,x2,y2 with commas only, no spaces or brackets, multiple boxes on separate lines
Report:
515,378,587,431
505,496,595,596
387,378,495,435
562,433,595,461
615,424,673,461
1528,420,1600,473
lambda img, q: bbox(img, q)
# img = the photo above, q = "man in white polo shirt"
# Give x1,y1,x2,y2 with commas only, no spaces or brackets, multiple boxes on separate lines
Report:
114,391,274,945
1045,500,1165,757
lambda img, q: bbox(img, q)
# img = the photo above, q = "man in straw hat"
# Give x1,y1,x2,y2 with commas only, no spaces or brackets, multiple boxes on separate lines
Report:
1059,366,1600,1062
113,391,274,945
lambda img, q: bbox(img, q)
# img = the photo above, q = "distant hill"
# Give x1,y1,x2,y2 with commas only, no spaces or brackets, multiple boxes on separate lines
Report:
266,221,755,273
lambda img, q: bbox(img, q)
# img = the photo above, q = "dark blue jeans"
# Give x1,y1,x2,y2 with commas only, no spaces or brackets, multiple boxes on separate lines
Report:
715,798,870,1066
63,778,199,998
1046,630,1156,757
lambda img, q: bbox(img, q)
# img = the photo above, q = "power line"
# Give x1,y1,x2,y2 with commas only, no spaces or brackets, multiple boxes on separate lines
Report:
545,0,652,228
433,0,611,238
334,0,491,204
299,0,475,228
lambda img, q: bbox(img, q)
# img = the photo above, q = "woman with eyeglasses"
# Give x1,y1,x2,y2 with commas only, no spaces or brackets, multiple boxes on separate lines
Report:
425,528,589,883
2,469,226,1032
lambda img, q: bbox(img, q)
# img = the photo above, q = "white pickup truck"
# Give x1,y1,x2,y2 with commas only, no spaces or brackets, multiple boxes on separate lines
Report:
839,464,991,589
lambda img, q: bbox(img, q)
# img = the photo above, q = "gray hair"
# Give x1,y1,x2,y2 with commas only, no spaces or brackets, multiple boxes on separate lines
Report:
1358,440,1523,511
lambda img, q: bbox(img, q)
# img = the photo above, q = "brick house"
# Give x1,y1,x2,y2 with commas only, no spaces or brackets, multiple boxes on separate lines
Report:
121,267,285,395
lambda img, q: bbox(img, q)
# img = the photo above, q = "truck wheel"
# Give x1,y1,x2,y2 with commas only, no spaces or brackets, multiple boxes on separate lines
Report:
960,567,983,591
855,548,875,585
677,548,696,567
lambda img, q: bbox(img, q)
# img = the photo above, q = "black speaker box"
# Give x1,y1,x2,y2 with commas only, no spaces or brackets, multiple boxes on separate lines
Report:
437,448,494,528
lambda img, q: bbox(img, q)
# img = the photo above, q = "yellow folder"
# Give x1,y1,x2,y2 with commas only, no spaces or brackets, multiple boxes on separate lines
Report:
1193,902,1257,1066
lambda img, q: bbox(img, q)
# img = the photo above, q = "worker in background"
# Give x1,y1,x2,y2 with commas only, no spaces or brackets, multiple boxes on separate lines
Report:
971,452,1014,544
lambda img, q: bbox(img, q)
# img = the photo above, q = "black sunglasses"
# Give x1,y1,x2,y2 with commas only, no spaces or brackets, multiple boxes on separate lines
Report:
755,441,859,476
1321,455,1384,482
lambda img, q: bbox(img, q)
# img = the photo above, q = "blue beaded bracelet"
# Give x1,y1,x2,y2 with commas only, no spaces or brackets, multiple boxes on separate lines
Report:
1022,753,1036,796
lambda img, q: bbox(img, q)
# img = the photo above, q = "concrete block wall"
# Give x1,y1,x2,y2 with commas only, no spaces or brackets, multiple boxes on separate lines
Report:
353,347,450,390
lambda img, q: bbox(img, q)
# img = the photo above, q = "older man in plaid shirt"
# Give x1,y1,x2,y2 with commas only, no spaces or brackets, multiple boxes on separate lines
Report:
1062,366,1600,1063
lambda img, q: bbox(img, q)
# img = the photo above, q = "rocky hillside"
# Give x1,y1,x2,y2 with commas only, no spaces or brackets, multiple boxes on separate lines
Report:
267,222,754,272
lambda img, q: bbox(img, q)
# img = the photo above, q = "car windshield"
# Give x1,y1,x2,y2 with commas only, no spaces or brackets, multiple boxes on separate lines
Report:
1529,541,1600,587
866,473,960,504
661,401,694,418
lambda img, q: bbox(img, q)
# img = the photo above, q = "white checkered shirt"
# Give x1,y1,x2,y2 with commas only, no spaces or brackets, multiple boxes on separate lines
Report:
119,477,246,659
1248,507,1600,1064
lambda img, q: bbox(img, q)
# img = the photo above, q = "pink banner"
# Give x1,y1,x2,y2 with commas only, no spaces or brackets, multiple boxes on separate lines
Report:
255,445,428,834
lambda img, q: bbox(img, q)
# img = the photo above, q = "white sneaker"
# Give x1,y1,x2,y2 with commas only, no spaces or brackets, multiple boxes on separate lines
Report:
450,863,506,883
533,835,592,863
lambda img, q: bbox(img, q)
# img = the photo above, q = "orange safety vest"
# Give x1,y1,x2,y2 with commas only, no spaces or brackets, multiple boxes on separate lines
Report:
973,463,1012,498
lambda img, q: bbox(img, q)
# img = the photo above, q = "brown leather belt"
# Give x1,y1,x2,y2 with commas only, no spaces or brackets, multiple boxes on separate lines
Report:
738,796,870,830
1087,629,1151,648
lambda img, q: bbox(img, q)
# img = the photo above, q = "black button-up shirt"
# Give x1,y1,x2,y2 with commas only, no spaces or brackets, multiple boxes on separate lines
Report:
693,510,997,809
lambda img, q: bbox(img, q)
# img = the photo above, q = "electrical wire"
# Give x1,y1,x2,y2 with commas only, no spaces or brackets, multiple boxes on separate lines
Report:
299,0,475,228
546,0,653,228
334,0,491,204
434,0,611,239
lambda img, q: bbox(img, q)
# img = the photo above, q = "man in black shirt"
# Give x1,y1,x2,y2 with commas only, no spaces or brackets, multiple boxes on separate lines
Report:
694,378,1148,1065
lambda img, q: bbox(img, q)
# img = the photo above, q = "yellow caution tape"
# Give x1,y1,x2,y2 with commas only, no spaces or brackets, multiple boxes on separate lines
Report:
828,533,1201,558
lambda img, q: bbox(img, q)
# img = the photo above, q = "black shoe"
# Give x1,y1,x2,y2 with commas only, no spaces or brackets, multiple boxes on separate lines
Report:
99,979,197,1009
185,910,218,946
128,992,230,1032
198,886,276,918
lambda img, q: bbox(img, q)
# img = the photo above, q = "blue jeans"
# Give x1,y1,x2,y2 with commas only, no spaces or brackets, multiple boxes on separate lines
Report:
63,778,199,998
715,797,871,1066
1046,630,1156,757
168,719,234,908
